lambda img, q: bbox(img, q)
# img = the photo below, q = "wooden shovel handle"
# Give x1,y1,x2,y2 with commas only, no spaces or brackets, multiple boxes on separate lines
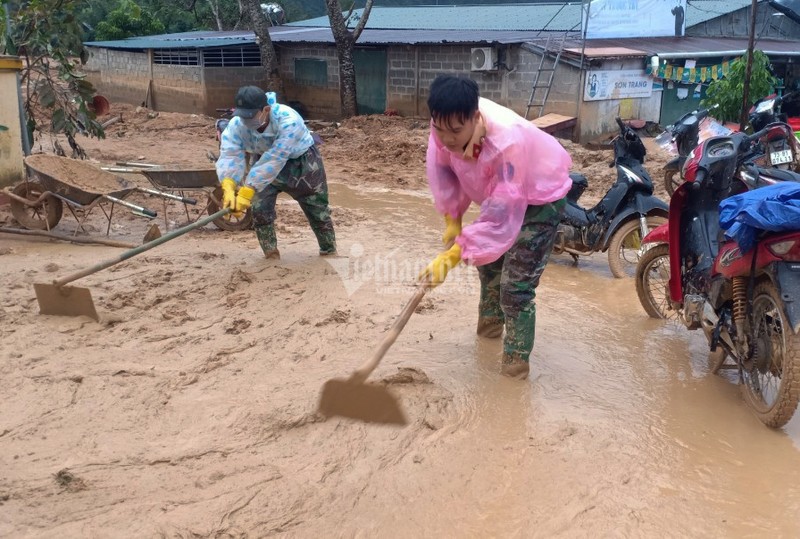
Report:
349,285,428,384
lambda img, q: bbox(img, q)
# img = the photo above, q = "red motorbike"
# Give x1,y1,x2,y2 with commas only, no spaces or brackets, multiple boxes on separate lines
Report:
635,128,800,428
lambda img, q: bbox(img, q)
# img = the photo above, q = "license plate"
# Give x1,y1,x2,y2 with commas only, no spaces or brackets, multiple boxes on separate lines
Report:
771,149,793,165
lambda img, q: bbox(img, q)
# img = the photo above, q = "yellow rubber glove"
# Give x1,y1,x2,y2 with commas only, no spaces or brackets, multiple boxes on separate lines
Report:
419,244,462,288
442,214,462,247
220,178,237,212
234,185,256,217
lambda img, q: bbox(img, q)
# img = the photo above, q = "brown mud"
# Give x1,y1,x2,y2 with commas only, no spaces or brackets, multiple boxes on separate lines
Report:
2,106,799,536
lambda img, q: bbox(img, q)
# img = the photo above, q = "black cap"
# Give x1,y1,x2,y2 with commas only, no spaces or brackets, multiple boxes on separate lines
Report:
232,86,269,118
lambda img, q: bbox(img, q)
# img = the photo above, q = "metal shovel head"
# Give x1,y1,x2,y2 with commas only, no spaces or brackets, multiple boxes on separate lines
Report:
317,378,407,426
34,283,99,321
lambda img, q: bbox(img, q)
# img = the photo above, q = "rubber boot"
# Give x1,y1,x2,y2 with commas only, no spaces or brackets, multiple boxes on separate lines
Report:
476,316,504,338
255,224,280,259
500,353,530,380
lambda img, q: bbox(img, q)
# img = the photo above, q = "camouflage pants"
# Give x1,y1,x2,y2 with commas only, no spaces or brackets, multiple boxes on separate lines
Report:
477,199,565,362
251,145,337,254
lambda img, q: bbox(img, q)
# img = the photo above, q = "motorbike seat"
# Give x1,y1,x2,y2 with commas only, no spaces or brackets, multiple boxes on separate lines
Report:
567,172,588,203
755,166,800,183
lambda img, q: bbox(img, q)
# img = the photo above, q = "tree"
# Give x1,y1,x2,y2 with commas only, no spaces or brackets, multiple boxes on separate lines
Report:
701,50,777,126
242,0,282,93
324,0,373,117
94,0,165,40
3,0,105,158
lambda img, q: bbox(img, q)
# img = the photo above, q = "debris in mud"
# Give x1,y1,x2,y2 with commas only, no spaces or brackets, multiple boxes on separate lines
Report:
380,367,431,385
0,247,13,256
43,263,59,272
225,318,252,335
161,306,195,323
414,297,439,314
315,308,351,326
225,268,253,292
54,469,87,492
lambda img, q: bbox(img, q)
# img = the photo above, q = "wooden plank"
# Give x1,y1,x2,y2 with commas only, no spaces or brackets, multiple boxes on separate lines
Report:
531,113,577,135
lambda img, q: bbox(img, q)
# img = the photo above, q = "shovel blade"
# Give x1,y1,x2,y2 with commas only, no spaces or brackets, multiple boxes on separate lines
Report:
317,378,407,426
34,283,99,321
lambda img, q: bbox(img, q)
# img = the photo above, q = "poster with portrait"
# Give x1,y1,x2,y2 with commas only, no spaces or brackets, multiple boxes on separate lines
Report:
584,70,653,101
583,0,688,39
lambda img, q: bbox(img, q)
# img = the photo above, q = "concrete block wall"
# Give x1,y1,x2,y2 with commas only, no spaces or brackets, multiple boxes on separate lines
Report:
85,48,151,108
204,67,271,113
278,45,341,119
152,64,204,113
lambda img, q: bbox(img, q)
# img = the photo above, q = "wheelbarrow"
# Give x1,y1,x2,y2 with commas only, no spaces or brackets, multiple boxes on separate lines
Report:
103,162,253,231
5,154,196,236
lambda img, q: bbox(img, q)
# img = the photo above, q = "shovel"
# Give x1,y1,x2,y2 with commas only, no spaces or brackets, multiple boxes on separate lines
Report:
34,209,229,321
317,284,428,426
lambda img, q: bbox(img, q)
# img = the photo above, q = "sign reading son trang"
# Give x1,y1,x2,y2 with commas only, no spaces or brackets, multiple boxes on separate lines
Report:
584,70,653,101
583,0,687,39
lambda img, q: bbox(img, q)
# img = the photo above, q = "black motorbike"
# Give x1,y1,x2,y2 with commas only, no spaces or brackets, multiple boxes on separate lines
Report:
553,118,669,278
661,106,717,196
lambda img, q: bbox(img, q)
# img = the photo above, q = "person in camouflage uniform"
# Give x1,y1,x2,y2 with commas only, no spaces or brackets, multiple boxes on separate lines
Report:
216,86,336,258
419,75,571,379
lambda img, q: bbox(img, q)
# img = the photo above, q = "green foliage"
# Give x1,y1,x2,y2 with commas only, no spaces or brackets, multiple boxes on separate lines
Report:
701,50,778,124
94,0,165,40
4,0,105,158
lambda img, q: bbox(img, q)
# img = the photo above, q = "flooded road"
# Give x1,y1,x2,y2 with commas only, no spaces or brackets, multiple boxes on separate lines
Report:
2,182,800,536
322,184,800,536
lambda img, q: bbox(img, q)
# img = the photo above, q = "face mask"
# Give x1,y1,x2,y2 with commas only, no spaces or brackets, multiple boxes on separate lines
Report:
241,116,262,129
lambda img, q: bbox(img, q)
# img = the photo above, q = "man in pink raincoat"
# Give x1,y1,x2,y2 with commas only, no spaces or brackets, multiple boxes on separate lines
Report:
419,75,572,379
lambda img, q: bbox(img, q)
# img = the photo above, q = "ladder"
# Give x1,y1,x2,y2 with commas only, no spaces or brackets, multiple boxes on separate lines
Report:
525,32,568,120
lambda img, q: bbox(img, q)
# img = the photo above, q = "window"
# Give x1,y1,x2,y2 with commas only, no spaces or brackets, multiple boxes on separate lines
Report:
153,49,199,66
295,58,328,86
202,45,261,67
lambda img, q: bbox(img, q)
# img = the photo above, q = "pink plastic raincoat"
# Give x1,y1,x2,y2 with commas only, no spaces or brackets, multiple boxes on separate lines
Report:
427,98,572,266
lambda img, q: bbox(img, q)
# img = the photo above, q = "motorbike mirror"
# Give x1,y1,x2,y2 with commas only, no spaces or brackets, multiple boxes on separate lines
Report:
755,99,776,113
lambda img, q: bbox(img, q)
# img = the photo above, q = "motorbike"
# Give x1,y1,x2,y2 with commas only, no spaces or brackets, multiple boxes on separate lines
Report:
746,92,800,172
661,94,800,196
553,117,669,278
660,106,724,196
635,128,800,428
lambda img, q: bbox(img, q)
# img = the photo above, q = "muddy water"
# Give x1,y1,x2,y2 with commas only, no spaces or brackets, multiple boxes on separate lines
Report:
328,183,800,535
4,182,800,536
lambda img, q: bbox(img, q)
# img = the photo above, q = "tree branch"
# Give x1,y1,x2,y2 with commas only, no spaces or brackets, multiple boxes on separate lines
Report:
352,0,374,41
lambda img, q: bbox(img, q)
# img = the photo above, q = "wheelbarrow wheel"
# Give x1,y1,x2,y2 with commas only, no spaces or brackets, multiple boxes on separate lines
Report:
10,181,63,230
208,186,253,231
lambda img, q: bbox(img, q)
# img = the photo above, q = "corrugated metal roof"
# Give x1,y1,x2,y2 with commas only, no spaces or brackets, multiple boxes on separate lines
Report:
559,36,800,58
686,0,753,27
288,1,757,31
288,4,582,31
84,27,566,49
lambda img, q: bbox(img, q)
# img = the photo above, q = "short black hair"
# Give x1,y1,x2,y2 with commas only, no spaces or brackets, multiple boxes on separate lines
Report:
427,75,479,128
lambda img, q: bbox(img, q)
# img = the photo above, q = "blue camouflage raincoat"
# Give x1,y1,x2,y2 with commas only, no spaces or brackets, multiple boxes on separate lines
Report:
216,92,315,191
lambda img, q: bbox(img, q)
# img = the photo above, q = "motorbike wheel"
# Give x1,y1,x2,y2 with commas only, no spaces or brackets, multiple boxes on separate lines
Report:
664,169,681,197
607,215,668,279
10,181,63,230
207,187,253,231
741,282,800,428
634,243,676,320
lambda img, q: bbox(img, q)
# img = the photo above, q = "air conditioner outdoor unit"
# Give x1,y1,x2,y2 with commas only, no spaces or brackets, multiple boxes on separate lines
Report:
470,47,497,71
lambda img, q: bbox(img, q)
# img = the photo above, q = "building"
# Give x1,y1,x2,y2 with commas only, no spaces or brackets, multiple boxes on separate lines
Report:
83,1,800,142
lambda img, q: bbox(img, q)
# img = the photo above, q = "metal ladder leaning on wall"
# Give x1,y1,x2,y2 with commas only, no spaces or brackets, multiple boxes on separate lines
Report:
524,32,568,120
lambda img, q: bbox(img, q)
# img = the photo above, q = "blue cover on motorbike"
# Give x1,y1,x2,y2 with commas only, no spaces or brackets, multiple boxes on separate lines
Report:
719,182,800,252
